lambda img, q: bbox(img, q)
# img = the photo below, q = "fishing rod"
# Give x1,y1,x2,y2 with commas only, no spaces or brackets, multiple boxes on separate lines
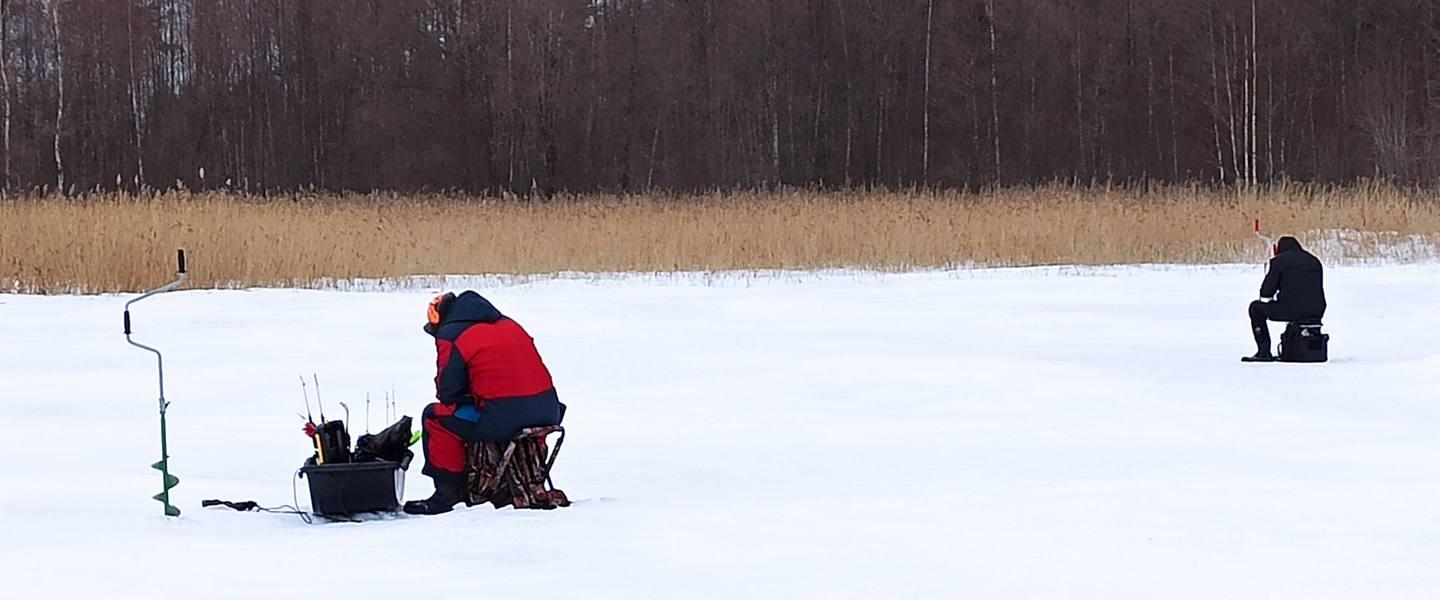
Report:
314,374,326,424
1254,218,1278,279
1253,218,1274,252
300,375,314,425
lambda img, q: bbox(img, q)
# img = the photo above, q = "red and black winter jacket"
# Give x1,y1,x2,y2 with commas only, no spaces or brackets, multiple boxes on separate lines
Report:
430,291,564,441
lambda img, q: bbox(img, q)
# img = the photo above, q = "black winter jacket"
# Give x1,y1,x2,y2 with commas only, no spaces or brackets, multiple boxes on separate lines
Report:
1259,236,1326,319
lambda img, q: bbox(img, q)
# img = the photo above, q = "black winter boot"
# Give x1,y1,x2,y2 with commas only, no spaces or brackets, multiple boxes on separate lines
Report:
1247,310,1275,363
404,478,464,515
1243,323,1276,362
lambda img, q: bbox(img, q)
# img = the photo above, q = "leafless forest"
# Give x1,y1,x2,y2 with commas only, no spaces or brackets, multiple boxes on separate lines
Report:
1,0,1438,195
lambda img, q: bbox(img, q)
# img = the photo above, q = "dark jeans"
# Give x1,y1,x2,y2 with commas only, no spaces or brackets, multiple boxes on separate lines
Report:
1248,300,1320,356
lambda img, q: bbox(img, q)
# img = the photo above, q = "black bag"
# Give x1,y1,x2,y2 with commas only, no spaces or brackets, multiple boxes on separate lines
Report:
353,416,414,466
1279,322,1328,363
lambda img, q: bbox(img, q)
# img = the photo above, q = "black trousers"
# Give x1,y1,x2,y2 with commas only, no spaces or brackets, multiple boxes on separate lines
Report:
420,393,565,483
1248,300,1317,355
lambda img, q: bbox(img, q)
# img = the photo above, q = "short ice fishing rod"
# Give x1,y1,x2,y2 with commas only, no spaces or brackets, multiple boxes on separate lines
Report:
1254,218,1276,280
1254,219,1275,251
124,249,188,517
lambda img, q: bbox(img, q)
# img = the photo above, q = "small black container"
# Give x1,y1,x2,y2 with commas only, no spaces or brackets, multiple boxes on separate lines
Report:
299,456,408,516
1279,322,1329,363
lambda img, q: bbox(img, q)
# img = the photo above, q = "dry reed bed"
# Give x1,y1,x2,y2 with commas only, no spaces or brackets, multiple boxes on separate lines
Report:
3,185,1439,294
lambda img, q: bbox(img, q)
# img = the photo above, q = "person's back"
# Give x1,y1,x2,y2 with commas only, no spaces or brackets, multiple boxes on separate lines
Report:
451,316,555,407
1260,237,1326,319
1244,236,1326,362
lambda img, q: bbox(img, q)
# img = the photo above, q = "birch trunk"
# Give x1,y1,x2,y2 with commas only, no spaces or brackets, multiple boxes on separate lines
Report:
986,0,1001,182
128,0,145,187
1206,12,1226,183
1244,0,1255,184
922,0,932,181
47,0,64,193
1,0,10,192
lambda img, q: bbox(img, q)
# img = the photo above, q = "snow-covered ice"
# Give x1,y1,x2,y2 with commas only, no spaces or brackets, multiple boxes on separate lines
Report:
2,264,1438,598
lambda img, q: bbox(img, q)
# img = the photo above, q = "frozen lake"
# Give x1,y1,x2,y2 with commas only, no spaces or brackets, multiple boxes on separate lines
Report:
2,264,1438,598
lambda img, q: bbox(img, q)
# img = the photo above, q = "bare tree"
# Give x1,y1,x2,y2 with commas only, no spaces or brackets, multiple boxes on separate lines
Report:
1360,68,1416,181
45,0,64,193
1206,7,1227,183
985,0,1000,182
127,0,144,187
922,0,932,181
0,0,10,193
1424,2,1440,179
1244,7,1256,184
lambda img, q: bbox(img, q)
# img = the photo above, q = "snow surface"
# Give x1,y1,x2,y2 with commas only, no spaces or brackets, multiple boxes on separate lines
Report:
2,264,1439,599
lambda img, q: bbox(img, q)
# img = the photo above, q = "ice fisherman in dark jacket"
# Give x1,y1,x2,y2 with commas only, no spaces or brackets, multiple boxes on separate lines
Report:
1242,236,1326,362
404,291,566,515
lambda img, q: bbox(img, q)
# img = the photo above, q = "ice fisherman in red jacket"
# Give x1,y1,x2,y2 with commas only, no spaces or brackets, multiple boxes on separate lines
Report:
404,291,566,515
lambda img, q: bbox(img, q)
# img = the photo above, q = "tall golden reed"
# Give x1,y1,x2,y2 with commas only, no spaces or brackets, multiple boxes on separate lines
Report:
2,183,1438,294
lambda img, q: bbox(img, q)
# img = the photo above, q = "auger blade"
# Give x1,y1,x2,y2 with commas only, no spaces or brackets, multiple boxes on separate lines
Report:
152,491,181,517
152,460,181,516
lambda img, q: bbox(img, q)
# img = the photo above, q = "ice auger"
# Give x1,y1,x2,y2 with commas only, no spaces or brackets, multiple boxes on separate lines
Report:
124,250,187,517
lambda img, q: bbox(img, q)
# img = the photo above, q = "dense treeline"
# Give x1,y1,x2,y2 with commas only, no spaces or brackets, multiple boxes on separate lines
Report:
2,0,1438,194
